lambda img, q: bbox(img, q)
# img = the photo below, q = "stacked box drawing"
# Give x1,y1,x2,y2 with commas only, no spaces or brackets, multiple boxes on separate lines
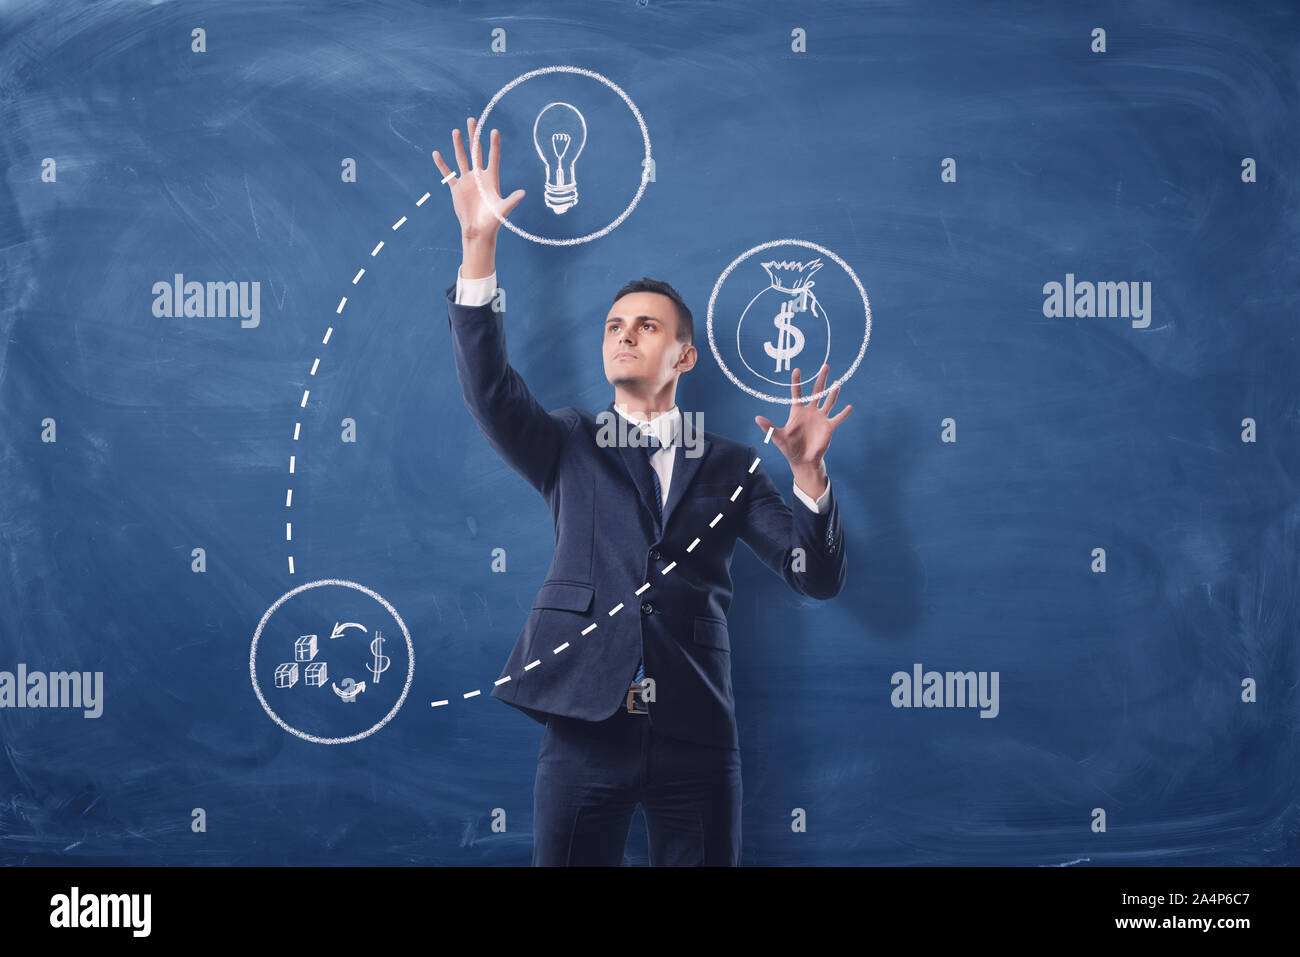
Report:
274,662,299,688
304,661,328,687
295,634,318,661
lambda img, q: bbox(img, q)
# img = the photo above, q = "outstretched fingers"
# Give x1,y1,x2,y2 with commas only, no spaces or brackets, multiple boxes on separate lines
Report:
431,148,453,181
818,373,841,414
810,363,830,404
486,128,501,181
466,116,484,170
452,126,470,175
755,414,781,441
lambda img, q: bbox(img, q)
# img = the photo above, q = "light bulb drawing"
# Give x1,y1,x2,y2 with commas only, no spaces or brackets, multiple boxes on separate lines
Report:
533,101,587,214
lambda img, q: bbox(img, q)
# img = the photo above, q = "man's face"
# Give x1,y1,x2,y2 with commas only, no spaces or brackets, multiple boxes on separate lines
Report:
603,291,696,392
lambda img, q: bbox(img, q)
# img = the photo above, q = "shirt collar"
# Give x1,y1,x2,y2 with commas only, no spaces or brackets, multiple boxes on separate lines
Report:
613,402,681,448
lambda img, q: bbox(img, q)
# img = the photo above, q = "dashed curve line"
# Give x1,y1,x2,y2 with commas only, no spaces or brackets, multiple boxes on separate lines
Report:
279,176,783,713
431,430,776,709
283,188,435,576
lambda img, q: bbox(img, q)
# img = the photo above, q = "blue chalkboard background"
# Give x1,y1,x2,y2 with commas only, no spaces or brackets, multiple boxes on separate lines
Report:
1,0,1297,866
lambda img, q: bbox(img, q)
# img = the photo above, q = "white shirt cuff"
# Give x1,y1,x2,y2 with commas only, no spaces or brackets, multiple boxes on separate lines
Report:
793,473,831,514
455,265,497,307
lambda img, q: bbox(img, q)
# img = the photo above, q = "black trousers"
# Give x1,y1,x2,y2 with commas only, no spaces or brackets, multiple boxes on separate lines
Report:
531,706,743,866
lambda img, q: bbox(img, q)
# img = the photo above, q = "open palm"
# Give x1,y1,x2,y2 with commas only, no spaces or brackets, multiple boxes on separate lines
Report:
755,363,852,469
432,117,526,239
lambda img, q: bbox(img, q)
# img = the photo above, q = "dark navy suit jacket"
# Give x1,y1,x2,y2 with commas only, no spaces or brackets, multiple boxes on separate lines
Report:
445,282,847,750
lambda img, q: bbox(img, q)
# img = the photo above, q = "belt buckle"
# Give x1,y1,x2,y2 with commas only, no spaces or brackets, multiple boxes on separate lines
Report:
626,682,649,715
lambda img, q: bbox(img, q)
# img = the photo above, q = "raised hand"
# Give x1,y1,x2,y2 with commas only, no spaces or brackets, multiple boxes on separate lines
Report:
432,116,526,241
755,363,852,498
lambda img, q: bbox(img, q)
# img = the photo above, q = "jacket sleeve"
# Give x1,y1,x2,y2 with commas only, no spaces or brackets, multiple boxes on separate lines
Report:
444,281,575,496
736,445,847,600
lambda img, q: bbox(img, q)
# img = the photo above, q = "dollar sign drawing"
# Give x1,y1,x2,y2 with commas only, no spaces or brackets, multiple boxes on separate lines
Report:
763,300,806,373
339,677,358,703
368,633,391,683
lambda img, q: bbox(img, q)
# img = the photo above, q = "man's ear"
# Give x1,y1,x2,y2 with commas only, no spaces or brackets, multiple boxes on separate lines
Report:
676,344,697,373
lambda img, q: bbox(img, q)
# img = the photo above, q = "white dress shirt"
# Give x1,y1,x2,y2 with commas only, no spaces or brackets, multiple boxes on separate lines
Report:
454,265,831,513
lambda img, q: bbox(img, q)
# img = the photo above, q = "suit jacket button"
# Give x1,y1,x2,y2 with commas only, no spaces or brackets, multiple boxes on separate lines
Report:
641,601,654,615
649,549,661,561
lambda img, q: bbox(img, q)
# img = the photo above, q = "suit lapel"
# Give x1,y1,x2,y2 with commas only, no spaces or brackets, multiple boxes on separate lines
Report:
661,416,708,531
605,401,663,530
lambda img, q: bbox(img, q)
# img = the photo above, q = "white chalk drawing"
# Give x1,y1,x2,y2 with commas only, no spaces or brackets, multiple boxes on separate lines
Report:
368,632,390,683
707,239,872,405
470,65,651,245
333,678,365,700
294,634,318,660
250,579,415,744
304,661,328,687
737,260,831,387
533,102,587,214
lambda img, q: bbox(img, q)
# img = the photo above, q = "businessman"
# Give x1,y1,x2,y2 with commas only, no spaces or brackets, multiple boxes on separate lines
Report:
433,118,852,865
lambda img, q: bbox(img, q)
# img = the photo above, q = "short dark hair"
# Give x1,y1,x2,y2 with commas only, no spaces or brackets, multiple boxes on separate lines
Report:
611,277,694,346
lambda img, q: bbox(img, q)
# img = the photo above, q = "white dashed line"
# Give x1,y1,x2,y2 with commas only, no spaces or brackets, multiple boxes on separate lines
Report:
276,190,770,706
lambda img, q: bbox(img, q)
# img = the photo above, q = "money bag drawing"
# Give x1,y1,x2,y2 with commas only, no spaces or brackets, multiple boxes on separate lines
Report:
736,259,832,389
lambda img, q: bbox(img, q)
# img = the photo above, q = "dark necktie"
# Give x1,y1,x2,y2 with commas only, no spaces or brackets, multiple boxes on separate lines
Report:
634,428,664,688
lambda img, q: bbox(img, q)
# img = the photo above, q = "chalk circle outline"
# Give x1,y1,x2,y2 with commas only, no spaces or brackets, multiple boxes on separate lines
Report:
470,65,652,246
707,239,872,405
250,578,415,745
